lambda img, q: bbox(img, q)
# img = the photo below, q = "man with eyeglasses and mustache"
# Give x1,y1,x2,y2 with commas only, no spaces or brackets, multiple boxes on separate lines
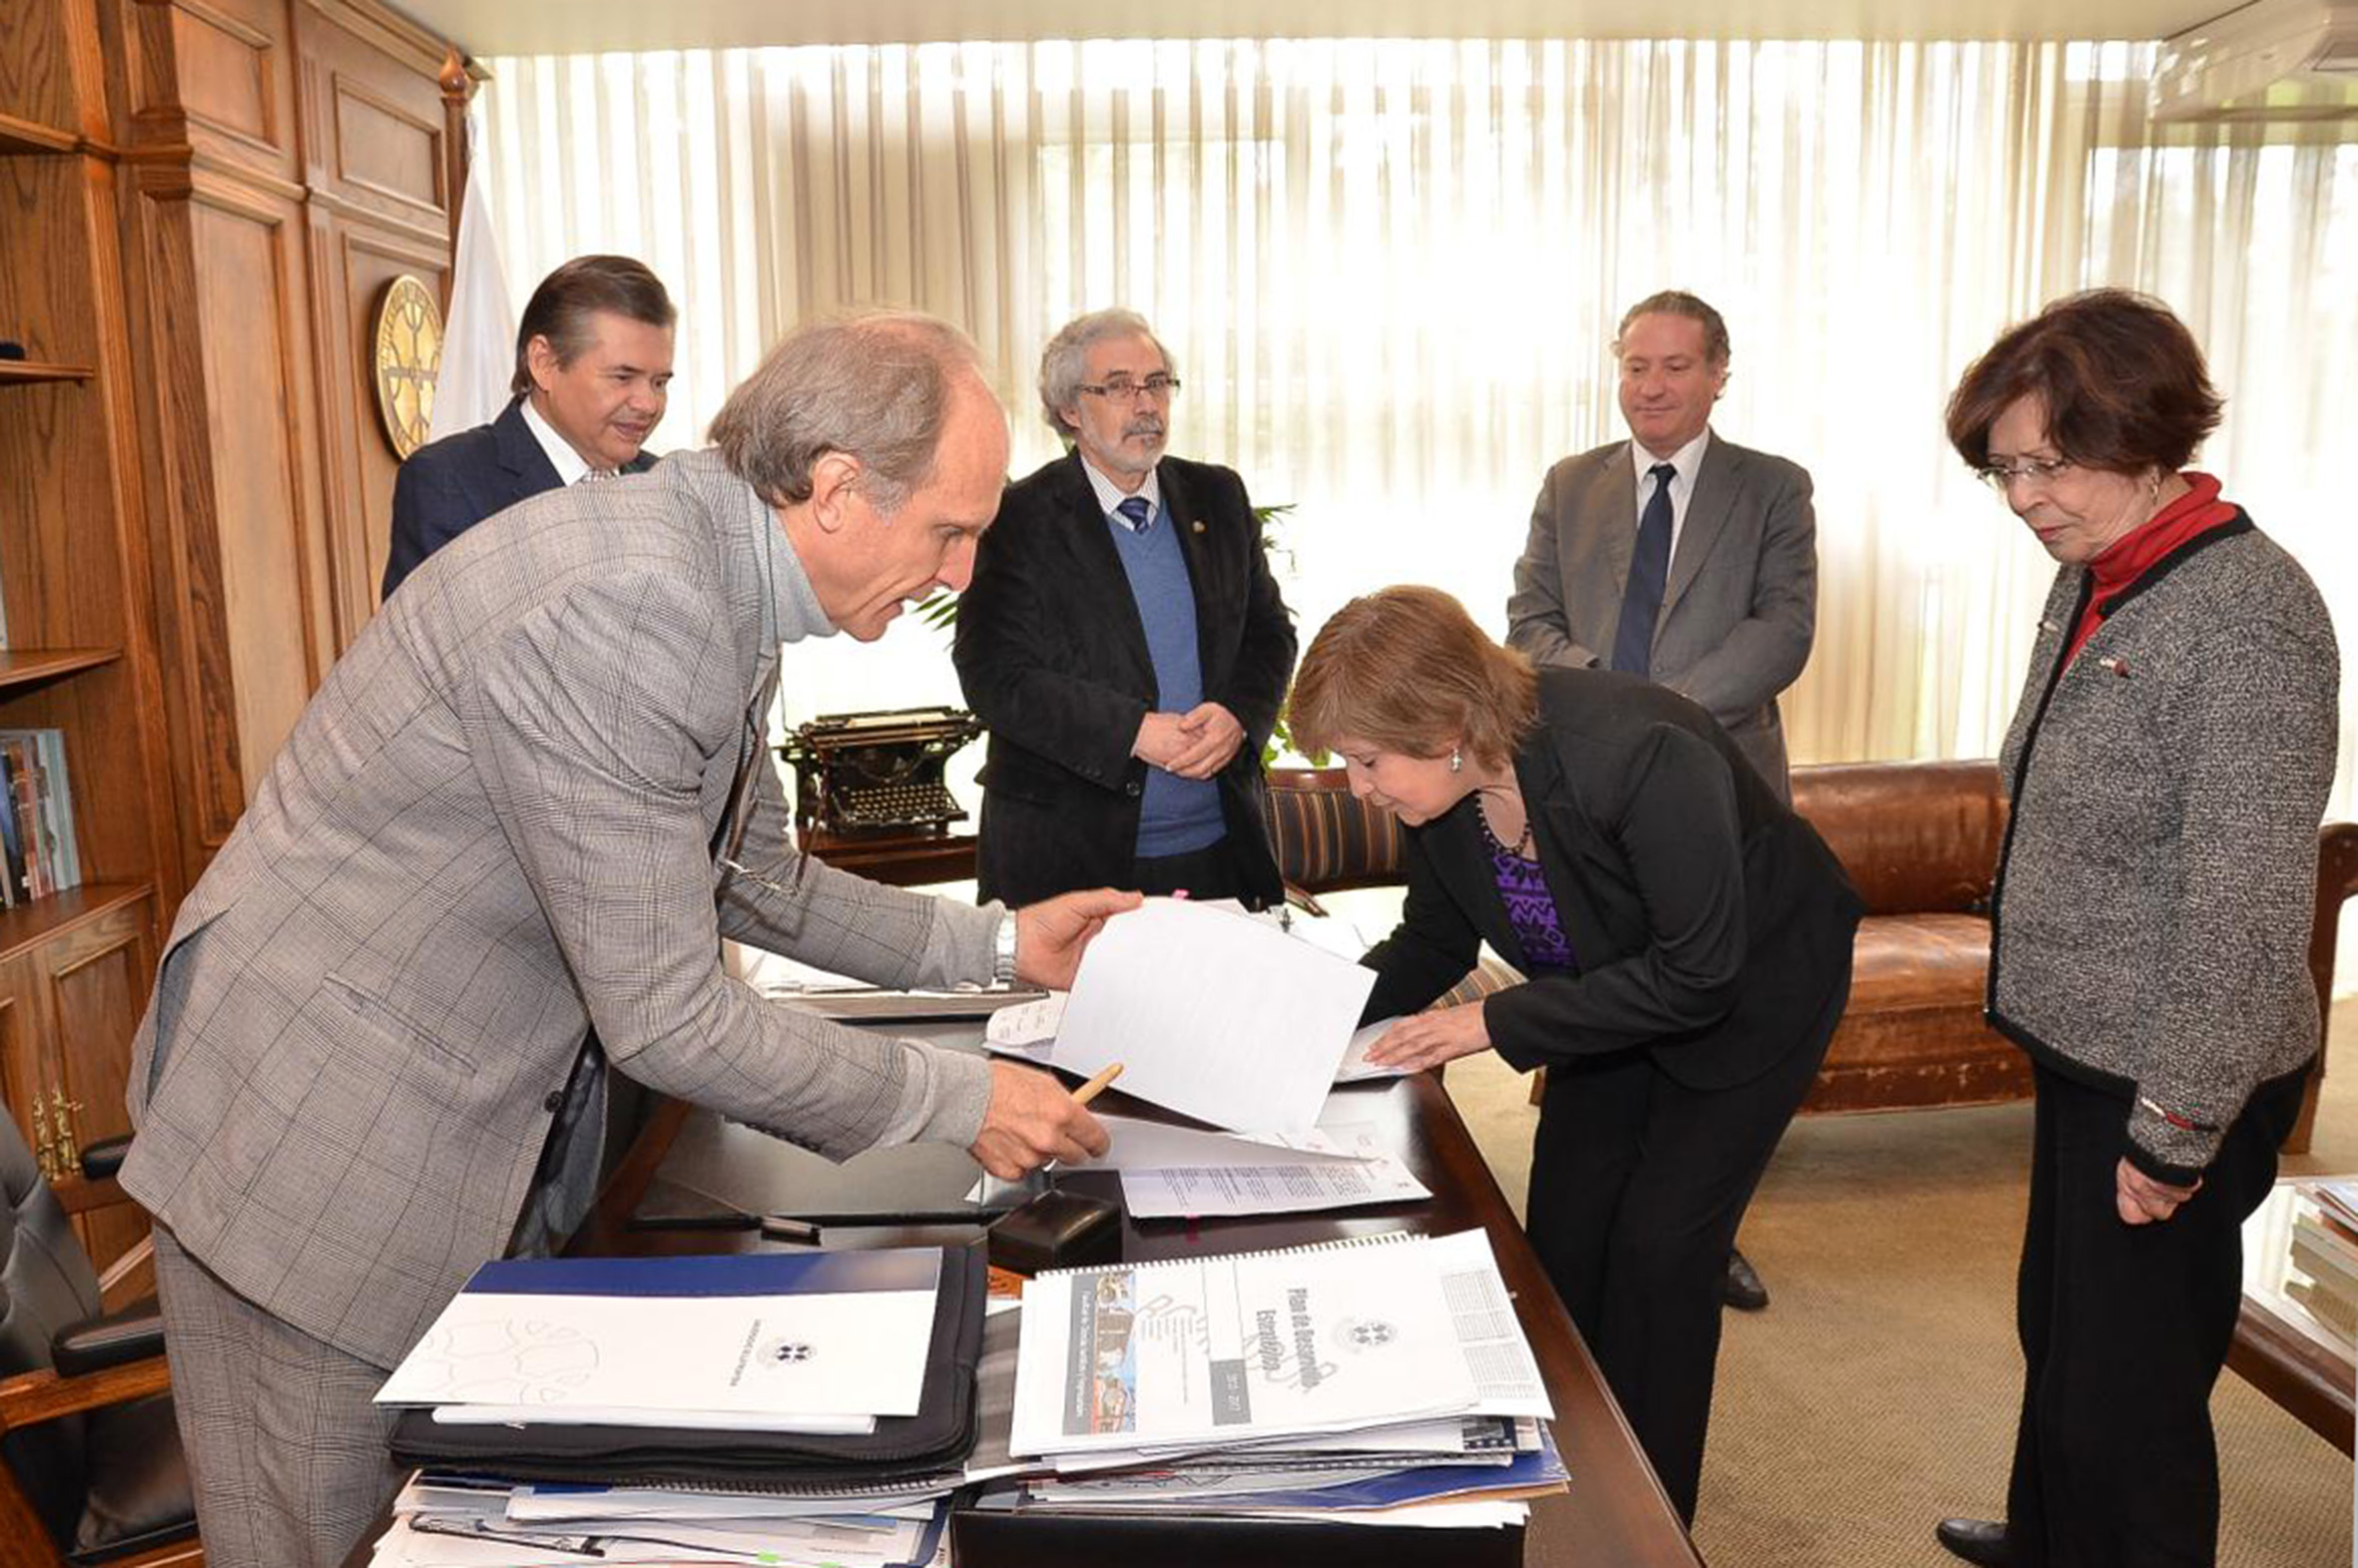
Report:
955,308,1297,909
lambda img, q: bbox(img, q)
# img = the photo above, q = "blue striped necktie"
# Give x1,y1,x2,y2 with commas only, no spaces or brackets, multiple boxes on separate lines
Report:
1115,496,1153,532
1610,462,1678,676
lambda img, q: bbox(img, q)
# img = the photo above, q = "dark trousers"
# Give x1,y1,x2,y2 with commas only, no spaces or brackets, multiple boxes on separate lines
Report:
1525,955,1848,1524
2004,1060,2310,1568
1131,835,1253,904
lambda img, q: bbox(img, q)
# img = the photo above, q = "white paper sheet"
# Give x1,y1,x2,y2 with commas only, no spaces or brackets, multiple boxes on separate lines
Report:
1114,1158,1431,1220
1087,1115,1427,1220
1334,1017,1412,1082
982,992,1065,1051
1049,899,1375,1132
376,1287,935,1419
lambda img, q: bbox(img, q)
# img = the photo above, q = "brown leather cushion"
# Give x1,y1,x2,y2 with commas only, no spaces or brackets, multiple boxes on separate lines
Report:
1814,912,2027,1109
1839,912,1991,1023
1791,760,2007,917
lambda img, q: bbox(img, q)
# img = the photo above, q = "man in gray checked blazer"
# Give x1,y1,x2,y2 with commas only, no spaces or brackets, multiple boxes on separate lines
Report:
121,312,1130,1568
1506,289,1818,1317
1507,289,1816,803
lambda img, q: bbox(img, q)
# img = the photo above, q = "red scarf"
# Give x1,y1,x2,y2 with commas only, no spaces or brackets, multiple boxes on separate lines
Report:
2064,471,2238,666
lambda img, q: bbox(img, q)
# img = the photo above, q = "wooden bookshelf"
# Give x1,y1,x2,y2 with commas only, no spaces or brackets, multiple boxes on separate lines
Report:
0,0,176,1276
0,109,75,158
0,648,119,691
0,359,95,385
0,881,152,966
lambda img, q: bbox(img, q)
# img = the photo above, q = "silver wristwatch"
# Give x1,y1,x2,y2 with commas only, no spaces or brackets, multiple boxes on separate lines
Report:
991,911,1019,988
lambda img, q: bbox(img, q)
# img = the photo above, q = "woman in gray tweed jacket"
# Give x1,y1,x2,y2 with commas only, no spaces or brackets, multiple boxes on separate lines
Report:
1929,290,2339,1568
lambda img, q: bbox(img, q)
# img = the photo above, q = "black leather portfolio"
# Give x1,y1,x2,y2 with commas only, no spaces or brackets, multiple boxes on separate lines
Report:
387,1245,987,1488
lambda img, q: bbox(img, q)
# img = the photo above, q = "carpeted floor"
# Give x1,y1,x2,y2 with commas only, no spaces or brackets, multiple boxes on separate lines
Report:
1445,1000,2358,1568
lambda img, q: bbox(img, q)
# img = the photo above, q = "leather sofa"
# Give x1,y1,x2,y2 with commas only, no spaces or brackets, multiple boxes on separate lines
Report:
1790,761,2019,1116
1791,762,2357,1152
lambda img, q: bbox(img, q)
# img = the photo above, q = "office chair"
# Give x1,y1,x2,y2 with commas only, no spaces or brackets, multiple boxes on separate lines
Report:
0,1116,199,1566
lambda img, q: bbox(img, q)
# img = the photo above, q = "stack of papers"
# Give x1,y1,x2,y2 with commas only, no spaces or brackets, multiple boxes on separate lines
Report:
366,1250,971,1568
372,1474,952,1566
1071,1109,1430,1220
986,1229,1564,1529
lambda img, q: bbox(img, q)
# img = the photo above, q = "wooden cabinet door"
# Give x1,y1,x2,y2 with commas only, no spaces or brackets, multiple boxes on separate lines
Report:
0,893,158,1273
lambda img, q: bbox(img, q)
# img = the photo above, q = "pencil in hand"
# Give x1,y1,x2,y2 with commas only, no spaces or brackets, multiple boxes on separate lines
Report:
1071,1061,1124,1106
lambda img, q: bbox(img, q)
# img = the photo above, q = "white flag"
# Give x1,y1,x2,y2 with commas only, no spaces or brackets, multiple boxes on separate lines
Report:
427,104,515,443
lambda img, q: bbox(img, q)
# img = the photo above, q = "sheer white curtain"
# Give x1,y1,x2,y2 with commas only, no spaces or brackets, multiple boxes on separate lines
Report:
476,39,2356,825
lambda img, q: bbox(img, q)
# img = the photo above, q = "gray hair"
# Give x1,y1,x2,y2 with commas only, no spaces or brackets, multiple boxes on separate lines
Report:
708,310,985,515
1037,309,1175,438
1614,289,1732,368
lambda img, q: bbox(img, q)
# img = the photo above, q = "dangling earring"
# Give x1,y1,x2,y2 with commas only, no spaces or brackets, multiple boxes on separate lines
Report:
1449,748,1462,774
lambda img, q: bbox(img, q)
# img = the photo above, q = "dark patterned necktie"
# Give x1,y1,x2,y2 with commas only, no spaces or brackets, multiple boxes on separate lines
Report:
1610,462,1678,676
1115,495,1153,532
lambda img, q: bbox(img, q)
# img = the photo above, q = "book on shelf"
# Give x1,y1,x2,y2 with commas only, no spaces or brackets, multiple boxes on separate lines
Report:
0,730,80,908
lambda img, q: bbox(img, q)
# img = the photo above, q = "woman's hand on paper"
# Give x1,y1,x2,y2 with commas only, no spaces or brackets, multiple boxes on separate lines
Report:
1362,1002,1491,1074
1012,888,1143,990
969,1061,1111,1179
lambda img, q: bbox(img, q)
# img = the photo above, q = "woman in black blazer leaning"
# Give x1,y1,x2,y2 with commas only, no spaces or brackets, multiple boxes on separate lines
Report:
1289,586,1862,1525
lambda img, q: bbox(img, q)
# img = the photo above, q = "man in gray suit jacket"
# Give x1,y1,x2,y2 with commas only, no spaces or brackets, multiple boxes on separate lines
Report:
122,312,1130,1568
1507,289,1818,1313
1507,289,1816,802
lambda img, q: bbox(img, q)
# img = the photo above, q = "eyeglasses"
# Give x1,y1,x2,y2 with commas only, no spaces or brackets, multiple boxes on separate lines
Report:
1978,455,2074,491
1076,375,1182,403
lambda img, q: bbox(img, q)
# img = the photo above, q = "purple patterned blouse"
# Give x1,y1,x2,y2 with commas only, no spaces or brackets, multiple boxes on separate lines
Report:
1478,812,1576,973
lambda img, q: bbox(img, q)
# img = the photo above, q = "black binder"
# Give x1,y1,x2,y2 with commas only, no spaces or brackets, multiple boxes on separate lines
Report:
387,1245,987,1488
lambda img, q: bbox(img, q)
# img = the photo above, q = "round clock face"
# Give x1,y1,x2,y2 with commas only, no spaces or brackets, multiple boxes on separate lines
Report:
371,273,444,459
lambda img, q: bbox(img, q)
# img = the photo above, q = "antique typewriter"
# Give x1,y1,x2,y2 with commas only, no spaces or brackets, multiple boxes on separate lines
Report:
779,707,983,834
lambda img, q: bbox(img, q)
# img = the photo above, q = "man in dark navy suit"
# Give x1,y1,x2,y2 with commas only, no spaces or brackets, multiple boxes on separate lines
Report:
382,255,677,598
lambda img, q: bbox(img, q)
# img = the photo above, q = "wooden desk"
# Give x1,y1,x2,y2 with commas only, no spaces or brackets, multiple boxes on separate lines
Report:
2230,1177,2357,1454
802,825,977,886
565,1071,1702,1568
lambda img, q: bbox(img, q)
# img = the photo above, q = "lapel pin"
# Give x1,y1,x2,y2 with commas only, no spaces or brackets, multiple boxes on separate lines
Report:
1192,520,1206,534
2097,656,2131,678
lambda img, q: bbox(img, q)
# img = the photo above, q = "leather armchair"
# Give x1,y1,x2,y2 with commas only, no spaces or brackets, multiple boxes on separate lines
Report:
0,1111,198,1566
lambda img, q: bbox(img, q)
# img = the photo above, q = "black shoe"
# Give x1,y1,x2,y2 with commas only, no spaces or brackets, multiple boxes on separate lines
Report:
1935,1518,2011,1567
1722,1247,1769,1311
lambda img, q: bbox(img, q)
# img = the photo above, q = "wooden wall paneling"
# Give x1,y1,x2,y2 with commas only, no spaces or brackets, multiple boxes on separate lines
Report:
138,0,300,184
124,160,259,888
184,170,331,795
0,0,81,136
73,121,193,911
294,0,453,644
315,220,446,642
295,0,446,232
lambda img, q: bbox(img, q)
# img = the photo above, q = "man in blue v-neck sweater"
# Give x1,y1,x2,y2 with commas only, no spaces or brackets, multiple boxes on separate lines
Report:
955,309,1297,909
